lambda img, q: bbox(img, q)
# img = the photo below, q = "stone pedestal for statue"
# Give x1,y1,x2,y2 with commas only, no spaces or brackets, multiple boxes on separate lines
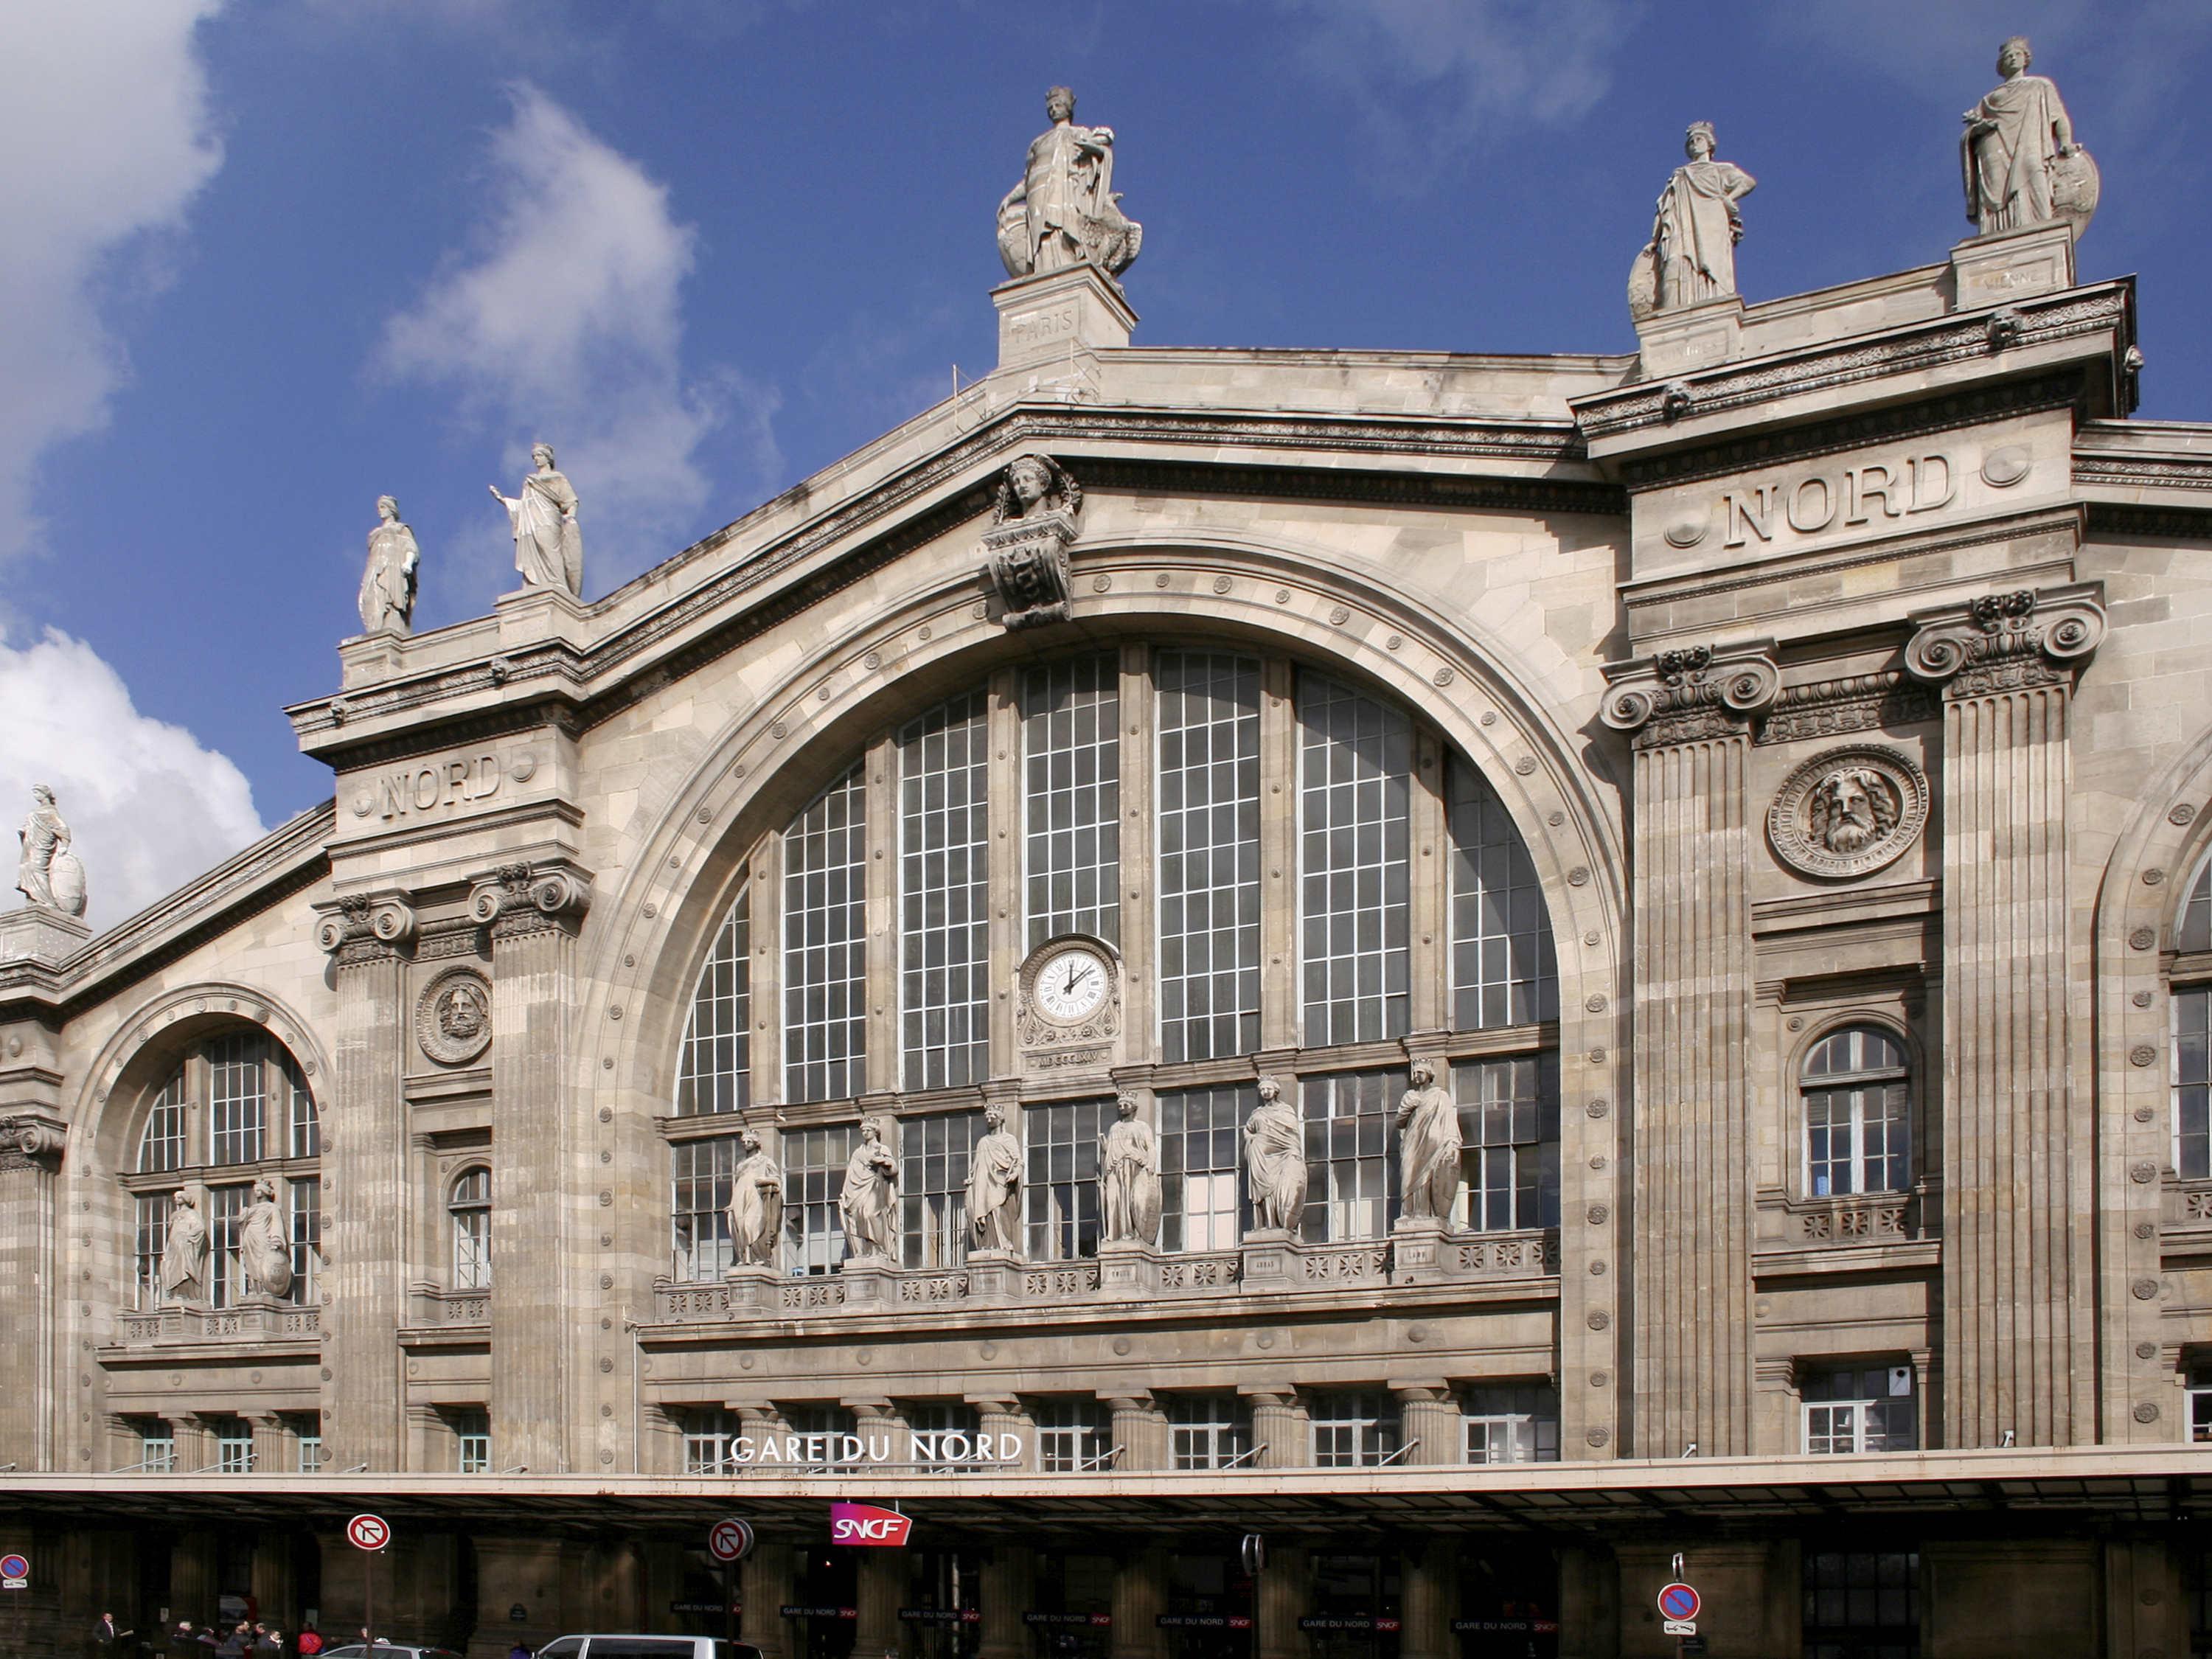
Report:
1390,1214,1450,1284
495,580,593,652
1096,1237,1157,1295
720,1263,778,1312
981,509,1077,630
1950,220,2077,310
965,1247,1022,1301
839,1257,894,1308
1635,293,1744,380
1239,1228,1297,1290
0,906,91,967
994,263,1135,375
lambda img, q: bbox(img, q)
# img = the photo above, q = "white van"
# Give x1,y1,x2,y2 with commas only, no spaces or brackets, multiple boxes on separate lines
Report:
535,1638,763,1659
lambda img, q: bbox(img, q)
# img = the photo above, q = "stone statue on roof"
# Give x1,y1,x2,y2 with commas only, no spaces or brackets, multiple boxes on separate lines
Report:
358,495,420,636
1629,122,1756,321
15,785,86,917
1962,35,2098,238
490,443,583,597
998,86,1142,282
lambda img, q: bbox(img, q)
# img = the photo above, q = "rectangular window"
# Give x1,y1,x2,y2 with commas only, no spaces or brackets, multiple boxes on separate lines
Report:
2188,1365,2212,1444
784,766,869,1104
1026,1099,1113,1262
133,1193,168,1310
1462,1383,1559,1464
282,1049,319,1158
1024,653,1121,949
671,1135,740,1281
453,1408,491,1474
1301,1070,1401,1243
1156,651,1261,1061
678,887,751,1116
1449,758,1557,1029
1159,1084,1250,1252
213,1418,253,1474
1455,1052,1560,1231
288,1178,321,1304
1309,1391,1397,1468
684,1407,742,1475
901,690,991,1091
1803,1363,1917,1455
207,1033,268,1165
139,1074,188,1173
901,1110,985,1269
782,1124,856,1276
1166,1395,1251,1470
206,1183,249,1308
1297,672,1411,1045
292,1415,324,1474
1802,1549,1918,1659
2178,987,2211,1180
903,1401,978,1473
137,1424,175,1474
1034,1398,1113,1472
785,1402,858,1462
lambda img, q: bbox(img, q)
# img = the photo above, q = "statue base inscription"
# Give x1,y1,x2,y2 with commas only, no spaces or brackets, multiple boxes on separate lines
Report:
993,262,1136,374
1635,294,1744,380
965,1248,1023,1301
1095,1237,1157,1295
1950,220,2076,309
0,905,91,967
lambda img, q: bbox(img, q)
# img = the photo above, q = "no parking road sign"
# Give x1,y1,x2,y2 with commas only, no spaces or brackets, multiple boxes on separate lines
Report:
708,1517,757,1564
1,1552,29,1590
1657,1581,1700,1623
347,1514,392,1553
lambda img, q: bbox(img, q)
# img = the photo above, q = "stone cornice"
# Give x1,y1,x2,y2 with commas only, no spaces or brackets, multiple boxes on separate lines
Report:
1904,581,2107,698
1599,640,1781,747
1573,282,2131,446
0,802,335,1018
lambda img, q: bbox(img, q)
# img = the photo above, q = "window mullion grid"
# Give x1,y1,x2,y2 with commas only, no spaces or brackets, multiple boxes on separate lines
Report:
1257,658,1298,1050
987,670,1024,1080
899,697,990,1091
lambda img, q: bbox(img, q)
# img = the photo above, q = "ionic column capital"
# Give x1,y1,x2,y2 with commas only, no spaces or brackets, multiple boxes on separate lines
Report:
466,858,593,942
0,1110,66,1172
1600,638,1779,745
313,891,417,962
1905,581,2106,696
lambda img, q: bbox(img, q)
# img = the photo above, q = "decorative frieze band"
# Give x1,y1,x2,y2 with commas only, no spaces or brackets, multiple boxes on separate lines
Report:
1600,639,1780,747
1904,582,2107,698
467,860,594,941
313,892,417,964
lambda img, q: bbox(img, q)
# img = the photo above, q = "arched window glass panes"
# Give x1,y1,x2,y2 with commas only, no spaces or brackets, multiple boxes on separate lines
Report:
125,1032,321,1310
666,646,1562,1282
676,884,750,1116
2175,853,2212,1178
1155,651,1261,1061
1450,758,1558,1028
1301,1070,1402,1243
1298,673,1411,1044
451,1166,491,1290
1802,1026,1911,1197
784,767,867,1104
900,692,991,1089
1023,653,1121,947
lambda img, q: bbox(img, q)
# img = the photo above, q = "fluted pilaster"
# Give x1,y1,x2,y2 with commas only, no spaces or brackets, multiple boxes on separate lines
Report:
0,1113,64,1468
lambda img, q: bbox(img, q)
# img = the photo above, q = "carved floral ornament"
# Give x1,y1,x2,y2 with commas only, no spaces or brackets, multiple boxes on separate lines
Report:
416,967,493,1066
1767,745,1931,880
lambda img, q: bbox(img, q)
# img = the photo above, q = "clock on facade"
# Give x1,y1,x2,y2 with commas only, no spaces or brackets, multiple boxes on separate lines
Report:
1015,934,1121,1054
1032,942,1111,1023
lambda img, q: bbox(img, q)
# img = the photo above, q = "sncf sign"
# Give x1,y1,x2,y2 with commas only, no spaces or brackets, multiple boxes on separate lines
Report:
830,1503,913,1547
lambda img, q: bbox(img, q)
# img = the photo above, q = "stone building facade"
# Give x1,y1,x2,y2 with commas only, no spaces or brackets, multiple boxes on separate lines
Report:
4,157,2212,1659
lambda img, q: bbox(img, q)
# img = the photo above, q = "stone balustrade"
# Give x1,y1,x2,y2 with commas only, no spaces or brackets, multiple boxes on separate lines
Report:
114,1304,320,1346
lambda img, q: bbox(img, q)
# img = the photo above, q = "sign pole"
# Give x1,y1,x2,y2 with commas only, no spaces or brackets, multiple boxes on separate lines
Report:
723,1558,736,1652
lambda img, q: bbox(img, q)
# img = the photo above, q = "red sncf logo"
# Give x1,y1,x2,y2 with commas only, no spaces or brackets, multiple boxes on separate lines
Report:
830,1502,912,1546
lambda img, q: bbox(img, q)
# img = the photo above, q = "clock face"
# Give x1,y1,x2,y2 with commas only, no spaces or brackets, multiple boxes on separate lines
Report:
1032,945,1110,1022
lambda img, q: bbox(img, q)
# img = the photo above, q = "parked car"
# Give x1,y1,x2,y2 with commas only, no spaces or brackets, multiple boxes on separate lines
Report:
319,1645,465,1659
538,1638,763,1659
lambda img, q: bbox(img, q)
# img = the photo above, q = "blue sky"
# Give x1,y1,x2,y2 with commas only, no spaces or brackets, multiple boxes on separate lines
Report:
2,0,2208,924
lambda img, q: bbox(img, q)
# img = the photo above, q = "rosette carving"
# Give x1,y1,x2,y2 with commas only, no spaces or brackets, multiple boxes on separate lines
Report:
1905,583,2106,696
1600,639,1779,745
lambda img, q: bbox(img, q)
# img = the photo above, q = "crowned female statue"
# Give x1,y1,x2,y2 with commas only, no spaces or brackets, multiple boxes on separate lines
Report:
839,1120,900,1262
1962,35,2096,237
490,443,583,596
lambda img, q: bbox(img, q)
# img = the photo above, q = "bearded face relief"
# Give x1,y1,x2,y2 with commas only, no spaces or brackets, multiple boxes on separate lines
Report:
417,967,495,1065
1769,746,1928,880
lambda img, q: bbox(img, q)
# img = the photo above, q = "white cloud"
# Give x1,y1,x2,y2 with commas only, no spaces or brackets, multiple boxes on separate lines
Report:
1267,0,1637,188
0,0,226,566
0,630,265,931
378,83,775,590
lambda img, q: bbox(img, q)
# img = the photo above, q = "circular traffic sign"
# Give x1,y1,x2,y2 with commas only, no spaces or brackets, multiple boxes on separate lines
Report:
1657,1582,1700,1621
0,1554,27,1580
346,1514,391,1552
707,1517,756,1563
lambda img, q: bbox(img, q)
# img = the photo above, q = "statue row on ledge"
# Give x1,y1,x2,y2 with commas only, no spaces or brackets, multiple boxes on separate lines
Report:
1630,35,2096,321
356,445,585,636
151,1180,293,1308
721,1062,1469,1276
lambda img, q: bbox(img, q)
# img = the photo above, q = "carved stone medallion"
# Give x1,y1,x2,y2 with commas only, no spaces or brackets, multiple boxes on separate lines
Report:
416,967,493,1066
1767,745,1930,880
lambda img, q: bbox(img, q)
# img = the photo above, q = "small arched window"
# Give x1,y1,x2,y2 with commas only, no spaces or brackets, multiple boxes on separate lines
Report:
450,1166,492,1290
1802,1026,1911,1197
2174,852,2212,1178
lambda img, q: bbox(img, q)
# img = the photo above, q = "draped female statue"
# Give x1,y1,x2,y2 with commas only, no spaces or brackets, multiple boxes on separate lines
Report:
1962,36,2094,237
158,1190,208,1305
358,495,420,635
1633,122,1756,316
839,1120,900,1262
1242,1076,1307,1234
966,1105,1023,1253
1099,1094,1161,1246
238,1177,295,1299
490,443,583,596
1395,1060,1463,1223
725,1127,785,1270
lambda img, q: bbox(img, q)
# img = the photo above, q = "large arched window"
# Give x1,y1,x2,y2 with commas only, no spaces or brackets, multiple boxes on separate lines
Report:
450,1166,492,1290
2174,852,2212,1179
667,646,1560,1279
1801,1026,1912,1197
126,1030,321,1310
